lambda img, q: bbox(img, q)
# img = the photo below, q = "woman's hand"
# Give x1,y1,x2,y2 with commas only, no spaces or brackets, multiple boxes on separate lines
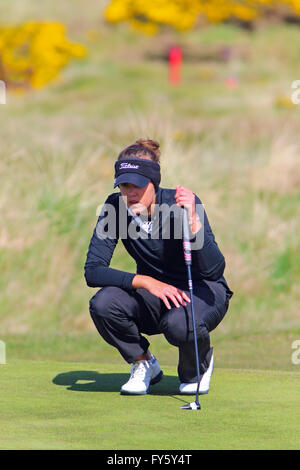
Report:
132,275,191,310
174,185,202,233
174,184,195,222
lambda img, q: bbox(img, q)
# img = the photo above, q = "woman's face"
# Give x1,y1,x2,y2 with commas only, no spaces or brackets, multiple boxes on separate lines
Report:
119,181,156,216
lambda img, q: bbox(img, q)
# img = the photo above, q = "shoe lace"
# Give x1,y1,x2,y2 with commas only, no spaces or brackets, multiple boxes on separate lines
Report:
131,361,148,380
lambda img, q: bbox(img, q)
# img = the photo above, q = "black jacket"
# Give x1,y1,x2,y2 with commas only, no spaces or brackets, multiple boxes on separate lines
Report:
84,186,233,298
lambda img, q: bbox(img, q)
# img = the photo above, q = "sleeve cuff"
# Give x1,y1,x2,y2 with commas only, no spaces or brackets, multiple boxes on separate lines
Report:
122,272,136,291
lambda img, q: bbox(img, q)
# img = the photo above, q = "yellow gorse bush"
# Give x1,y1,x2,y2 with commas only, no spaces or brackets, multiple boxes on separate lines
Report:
0,21,86,89
105,0,300,33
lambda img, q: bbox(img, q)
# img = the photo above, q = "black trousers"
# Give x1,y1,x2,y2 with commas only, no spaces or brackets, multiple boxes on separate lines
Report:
89,280,231,383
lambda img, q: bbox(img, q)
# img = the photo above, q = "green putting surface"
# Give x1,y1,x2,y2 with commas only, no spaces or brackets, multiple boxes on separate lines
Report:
0,360,299,450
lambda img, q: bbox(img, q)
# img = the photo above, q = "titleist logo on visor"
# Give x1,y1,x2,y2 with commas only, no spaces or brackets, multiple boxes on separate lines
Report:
119,162,140,169
114,158,161,191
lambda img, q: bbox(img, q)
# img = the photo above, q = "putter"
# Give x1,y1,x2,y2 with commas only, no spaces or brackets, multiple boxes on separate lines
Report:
180,207,201,411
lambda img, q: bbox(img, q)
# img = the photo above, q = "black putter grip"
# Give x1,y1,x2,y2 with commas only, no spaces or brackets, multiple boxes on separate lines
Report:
182,207,192,266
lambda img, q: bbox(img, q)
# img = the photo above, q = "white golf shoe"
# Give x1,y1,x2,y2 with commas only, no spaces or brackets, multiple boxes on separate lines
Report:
120,354,163,395
179,353,214,395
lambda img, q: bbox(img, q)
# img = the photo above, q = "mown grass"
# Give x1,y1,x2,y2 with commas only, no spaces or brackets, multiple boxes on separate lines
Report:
1,360,300,450
3,328,300,372
0,1,300,373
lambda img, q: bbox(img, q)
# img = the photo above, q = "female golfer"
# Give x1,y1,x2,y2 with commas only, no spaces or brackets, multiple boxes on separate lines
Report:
85,139,233,395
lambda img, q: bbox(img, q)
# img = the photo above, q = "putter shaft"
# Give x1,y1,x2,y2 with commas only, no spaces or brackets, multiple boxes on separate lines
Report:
181,207,201,410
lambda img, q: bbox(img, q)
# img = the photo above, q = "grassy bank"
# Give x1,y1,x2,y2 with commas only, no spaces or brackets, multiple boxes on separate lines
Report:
0,1,300,369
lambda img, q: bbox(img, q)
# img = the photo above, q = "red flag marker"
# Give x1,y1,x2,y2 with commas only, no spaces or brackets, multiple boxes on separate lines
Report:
225,76,239,89
169,45,183,85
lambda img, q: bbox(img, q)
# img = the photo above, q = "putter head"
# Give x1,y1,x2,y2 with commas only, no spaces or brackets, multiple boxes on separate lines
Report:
181,401,201,410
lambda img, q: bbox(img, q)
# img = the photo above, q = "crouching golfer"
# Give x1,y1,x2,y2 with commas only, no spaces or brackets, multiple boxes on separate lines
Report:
84,138,233,395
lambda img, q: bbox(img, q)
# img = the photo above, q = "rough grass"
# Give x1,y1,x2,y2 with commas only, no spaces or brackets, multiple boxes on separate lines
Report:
0,3,300,372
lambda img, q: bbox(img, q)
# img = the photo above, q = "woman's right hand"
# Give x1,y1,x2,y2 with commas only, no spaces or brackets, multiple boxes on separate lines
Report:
132,275,191,310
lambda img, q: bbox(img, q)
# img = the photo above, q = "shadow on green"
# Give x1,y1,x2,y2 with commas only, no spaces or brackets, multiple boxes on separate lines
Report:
52,370,187,403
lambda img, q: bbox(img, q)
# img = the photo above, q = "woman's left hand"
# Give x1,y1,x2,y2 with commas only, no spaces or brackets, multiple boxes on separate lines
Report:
174,185,196,222
174,185,202,233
